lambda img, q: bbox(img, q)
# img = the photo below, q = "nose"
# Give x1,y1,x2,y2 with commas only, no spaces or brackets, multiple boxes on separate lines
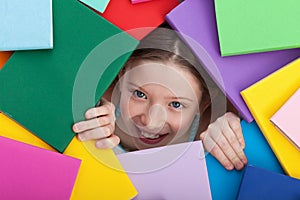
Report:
141,104,167,131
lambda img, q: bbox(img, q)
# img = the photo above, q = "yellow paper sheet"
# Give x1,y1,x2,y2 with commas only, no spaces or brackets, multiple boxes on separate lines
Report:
241,58,300,178
0,113,137,199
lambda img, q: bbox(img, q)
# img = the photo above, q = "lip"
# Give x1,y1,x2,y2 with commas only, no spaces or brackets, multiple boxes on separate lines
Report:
137,130,169,145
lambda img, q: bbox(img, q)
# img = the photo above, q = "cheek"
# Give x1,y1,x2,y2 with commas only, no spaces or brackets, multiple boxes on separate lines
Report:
120,96,144,119
167,113,183,132
128,100,141,118
119,94,131,120
168,112,195,133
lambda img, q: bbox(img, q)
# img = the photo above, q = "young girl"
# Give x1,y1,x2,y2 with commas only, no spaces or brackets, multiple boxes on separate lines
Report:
73,25,247,171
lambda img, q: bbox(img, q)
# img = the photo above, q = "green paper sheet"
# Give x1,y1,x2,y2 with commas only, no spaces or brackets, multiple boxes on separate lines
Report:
215,0,300,56
0,0,138,152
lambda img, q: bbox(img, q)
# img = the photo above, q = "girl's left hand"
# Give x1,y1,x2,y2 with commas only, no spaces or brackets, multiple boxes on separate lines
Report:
200,112,247,170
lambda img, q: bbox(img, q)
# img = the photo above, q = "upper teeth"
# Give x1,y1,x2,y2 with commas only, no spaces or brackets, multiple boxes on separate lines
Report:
141,131,160,139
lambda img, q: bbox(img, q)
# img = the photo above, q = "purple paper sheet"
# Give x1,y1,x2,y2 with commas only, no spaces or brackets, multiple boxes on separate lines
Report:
117,141,212,200
165,0,300,122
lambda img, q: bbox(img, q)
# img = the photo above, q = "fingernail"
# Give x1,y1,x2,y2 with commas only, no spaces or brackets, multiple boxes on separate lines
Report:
73,125,78,132
96,141,105,148
242,158,248,164
96,140,114,149
85,113,91,119
239,139,244,147
236,162,243,170
241,142,245,149
106,139,115,148
225,164,234,170
86,111,94,119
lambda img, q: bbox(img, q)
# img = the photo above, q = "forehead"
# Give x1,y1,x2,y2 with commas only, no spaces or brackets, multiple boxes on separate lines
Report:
122,61,202,99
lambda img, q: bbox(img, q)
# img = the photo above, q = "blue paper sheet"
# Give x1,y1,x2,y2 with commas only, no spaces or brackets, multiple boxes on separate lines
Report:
237,165,300,200
206,120,284,200
79,0,110,13
0,0,53,51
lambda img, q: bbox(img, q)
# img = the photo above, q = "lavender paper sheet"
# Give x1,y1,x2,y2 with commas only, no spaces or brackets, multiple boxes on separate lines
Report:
117,141,212,200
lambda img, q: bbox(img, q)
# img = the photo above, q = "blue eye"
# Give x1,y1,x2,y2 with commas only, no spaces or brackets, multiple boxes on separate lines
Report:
170,101,182,109
133,90,147,99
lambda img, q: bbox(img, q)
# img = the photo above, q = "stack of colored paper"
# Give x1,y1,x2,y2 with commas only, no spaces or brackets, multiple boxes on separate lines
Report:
241,58,300,178
100,0,179,40
0,112,138,200
206,120,283,200
0,0,138,152
165,0,300,122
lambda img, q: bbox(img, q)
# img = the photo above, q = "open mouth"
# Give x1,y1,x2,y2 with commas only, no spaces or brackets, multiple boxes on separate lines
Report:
138,130,169,145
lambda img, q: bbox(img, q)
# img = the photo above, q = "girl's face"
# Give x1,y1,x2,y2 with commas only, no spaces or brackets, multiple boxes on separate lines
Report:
116,61,203,151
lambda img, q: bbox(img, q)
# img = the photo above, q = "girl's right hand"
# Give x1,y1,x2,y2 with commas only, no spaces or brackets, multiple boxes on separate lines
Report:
72,98,120,149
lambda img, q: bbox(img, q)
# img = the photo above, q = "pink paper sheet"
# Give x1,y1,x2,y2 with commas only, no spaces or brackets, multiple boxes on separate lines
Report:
271,88,300,150
131,0,151,4
0,136,81,200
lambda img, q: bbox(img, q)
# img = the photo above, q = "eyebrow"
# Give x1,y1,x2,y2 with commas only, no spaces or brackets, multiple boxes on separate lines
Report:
127,81,140,87
127,82,148,93
127,82,143,89
127,81,195,102
167,96,194,103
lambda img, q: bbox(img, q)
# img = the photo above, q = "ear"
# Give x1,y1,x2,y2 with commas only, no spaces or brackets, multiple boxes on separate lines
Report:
199,99,210,114
199,88,218,114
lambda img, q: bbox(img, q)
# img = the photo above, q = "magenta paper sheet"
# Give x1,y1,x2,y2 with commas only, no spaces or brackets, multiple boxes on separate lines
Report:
0,136,81,200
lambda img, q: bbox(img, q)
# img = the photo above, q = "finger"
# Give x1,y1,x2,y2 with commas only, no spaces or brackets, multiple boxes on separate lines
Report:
85,102,115,120
95,134,120,149
202,133,234,170
99,98,116,122
207,123,245,170
212,134,245,170
226,112,245,149
73,116,112,133
77,124,114,142
222,121,247,164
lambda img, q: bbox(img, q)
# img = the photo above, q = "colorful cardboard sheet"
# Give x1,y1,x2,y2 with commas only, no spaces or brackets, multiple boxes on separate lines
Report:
0,52,13,69
100,0,179,40
206,120,283,200
79,0,110,13
131,0,151,4
0,113,138,200
0,136,80,200
0,113,55,151
237,165,300,200
0,0,53,51
271,88,300,150
117,141,212,200
215,0,300,56
165,0,300,123
0,0,138,152
241,58,300,178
